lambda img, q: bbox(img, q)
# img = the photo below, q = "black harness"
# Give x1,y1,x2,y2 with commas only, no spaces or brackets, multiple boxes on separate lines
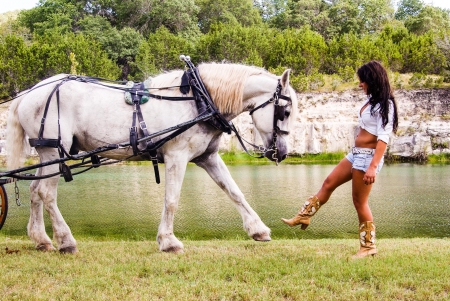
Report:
27,58,292,183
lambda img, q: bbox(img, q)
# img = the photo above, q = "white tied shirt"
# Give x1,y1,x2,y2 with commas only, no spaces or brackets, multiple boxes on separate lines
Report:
358,97,395,144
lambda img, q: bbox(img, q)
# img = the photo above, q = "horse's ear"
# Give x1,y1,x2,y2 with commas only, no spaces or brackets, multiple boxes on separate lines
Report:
280,69,291,88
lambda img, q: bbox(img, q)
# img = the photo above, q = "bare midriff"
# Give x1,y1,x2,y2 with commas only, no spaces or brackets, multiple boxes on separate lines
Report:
355,128,378,148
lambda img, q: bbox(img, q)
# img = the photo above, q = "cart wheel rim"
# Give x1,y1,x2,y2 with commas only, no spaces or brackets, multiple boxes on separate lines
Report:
0,184,8,230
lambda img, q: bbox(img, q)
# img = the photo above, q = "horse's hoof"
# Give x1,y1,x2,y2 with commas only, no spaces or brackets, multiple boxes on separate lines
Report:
162,246,184,254
59,246,78,254
252,233,271,242
36,244,56,252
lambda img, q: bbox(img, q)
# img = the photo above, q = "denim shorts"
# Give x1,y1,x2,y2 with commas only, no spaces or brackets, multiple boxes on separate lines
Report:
345,149,384,174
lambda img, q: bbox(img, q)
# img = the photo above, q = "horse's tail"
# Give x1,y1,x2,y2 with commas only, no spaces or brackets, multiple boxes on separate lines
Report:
6,93,29,170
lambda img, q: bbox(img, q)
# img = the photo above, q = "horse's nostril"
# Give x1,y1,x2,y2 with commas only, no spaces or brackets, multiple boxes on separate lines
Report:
281,154,287,161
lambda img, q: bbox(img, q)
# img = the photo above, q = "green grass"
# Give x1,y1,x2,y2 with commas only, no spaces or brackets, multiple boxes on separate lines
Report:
427,153,450,164
218,151,347,165
0,237,448,300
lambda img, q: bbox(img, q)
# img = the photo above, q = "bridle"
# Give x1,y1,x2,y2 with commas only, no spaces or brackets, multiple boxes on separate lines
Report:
245,79,292,165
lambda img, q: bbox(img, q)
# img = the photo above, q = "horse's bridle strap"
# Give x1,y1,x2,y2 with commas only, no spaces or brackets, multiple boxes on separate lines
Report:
248,92,291,116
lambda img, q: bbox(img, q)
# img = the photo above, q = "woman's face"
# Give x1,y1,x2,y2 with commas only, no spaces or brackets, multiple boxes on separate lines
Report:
359,81,369,95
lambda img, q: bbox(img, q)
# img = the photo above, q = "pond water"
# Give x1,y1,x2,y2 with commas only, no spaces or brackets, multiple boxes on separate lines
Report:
1,163,449,240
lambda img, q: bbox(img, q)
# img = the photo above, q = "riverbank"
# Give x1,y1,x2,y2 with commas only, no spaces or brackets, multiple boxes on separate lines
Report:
0,236,448,300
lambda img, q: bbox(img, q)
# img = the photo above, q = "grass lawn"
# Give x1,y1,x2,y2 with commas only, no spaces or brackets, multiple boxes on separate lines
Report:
0,237,448,300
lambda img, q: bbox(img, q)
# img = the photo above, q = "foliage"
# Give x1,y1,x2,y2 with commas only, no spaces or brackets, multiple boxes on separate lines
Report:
17,0,82,35
326,0,394,38
196,0,262,33
275,0,331,36
195,23,270,67
1,0,450,92
0,31,119,98
78,16,143,79
399,32,446,74
0,35,38,98
135,26,193,78
32,31,120,78
395,0,424,21
265,26,327,75
404,5,450,34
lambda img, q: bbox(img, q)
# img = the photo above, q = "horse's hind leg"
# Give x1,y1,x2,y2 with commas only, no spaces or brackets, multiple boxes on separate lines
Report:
28,177,55,251
195,153,271,241
28,164,77,253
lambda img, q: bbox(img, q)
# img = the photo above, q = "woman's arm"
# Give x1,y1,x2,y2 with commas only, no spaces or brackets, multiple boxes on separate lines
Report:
363,140,387,185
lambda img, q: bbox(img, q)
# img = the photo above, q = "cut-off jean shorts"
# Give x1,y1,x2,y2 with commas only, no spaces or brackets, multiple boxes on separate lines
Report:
345,147,384,174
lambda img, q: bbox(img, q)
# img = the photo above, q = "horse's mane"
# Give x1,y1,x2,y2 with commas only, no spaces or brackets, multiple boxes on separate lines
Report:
150,63,267,115
198,63,265,115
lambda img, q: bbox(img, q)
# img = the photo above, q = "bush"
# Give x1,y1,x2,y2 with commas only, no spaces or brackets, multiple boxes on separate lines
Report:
408,73,425,88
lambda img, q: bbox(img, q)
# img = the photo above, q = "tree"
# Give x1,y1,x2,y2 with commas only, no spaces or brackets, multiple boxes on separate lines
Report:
266,26,328,75
78,16,143,79
111,0,201,39
400,32,446,74
326,0,394,38
195,23,271,67
0,35,38,98
404,5,450,34
374,24,407,71
254,0,287,25
135,26,193,78
395,0,423,21
196,0,262,33
281,0,331,36
18,0,201,39
31,31,120,78
17,0,82,35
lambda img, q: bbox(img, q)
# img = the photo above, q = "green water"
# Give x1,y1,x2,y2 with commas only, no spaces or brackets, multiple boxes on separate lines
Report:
1,163,449,240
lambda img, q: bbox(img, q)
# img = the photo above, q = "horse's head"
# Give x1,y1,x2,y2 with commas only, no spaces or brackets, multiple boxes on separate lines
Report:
245,69,297,164
197,63,297,164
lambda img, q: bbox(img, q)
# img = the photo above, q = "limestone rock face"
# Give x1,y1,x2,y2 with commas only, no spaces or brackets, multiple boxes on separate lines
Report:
219,89,450,157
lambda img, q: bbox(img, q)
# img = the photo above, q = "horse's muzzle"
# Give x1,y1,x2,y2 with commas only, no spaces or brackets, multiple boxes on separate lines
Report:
265,151,288,163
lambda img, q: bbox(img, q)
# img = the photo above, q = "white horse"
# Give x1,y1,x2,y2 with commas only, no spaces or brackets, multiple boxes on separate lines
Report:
6,62,298,253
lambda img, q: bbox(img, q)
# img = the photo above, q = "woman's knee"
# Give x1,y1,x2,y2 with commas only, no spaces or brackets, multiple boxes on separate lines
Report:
321,176,337,193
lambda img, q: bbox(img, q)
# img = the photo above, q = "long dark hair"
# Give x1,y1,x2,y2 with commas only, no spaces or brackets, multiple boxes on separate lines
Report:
357,61,398,133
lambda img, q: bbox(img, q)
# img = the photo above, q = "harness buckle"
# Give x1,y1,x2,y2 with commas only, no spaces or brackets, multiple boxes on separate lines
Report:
139,121,147,131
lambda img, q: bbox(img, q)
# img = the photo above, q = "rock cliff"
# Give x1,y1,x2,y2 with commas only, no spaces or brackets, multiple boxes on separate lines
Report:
220,89,450,157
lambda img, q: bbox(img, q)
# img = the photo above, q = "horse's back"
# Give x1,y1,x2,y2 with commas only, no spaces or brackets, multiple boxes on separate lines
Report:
15,73,206,160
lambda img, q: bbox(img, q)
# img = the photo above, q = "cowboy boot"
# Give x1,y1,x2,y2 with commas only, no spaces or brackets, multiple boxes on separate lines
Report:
353,221,377,258
281,195,321,229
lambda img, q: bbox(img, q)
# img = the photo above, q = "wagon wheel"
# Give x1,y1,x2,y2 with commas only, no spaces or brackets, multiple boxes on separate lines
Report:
0,185,8,230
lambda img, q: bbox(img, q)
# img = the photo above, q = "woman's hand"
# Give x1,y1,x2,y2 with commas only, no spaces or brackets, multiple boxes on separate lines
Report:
363,166,377,185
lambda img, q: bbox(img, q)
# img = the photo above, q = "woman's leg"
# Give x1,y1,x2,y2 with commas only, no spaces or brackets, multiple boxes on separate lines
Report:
351,169,374,222
281,158,352,228
316,158,353,205
351,169,377,257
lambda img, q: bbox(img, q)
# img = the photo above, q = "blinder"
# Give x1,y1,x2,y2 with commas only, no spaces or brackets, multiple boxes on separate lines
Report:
274,104,286,121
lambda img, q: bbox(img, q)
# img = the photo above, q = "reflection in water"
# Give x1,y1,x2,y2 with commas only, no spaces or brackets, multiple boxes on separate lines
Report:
2,163,449,240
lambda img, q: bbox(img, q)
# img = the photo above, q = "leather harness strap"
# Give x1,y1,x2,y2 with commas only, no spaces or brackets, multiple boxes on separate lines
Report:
27,60,293,182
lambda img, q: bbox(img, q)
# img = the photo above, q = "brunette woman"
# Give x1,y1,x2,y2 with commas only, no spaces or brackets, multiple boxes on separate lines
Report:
282,61,398,258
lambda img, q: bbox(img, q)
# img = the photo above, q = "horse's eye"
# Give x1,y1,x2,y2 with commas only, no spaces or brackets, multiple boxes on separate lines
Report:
285,111,290,118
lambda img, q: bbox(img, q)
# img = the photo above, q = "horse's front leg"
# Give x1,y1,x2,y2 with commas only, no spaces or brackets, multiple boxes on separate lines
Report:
157,155,187,253
195,152,271,241
29,165,77,253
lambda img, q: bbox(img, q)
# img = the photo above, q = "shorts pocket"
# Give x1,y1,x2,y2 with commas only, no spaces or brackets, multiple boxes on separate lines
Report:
352,154,367,172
